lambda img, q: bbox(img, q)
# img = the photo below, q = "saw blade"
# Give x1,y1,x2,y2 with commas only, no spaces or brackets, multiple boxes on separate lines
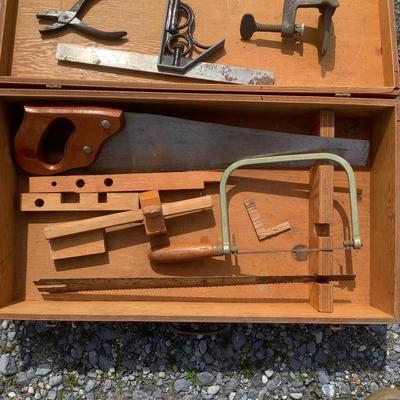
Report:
35,274,355,294
56,43,275,85
89,113,369,173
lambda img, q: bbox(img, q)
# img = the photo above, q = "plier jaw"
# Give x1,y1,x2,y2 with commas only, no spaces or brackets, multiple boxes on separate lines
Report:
36,1,127,41
37,11,76,33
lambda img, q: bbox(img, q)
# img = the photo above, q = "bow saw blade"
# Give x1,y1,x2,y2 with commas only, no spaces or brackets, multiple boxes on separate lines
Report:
35,275,356,294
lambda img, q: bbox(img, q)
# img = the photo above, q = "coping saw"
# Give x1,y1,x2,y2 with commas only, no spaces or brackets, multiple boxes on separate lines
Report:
14,106,369,175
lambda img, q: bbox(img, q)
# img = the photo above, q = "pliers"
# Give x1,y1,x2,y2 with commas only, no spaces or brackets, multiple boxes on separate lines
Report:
37,0,127,41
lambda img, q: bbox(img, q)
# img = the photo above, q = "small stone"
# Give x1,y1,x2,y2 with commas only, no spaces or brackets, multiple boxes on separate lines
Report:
7,332,16,341
358,345,367,352
36,364,52,376
229,393,236,400
265,369,274,378
290,394,303,400
199,340,207,355
207,385,220,396
197,371,214,385
267,379,278,391
322,384,335,398
307,342,316,355
225,378,238,391
85,380,96,392
370,382,379,393
47,390,57,400
159,371,166,379
28,386,35,395
174,379,191,393
316,350,328,364
8,392,16,398
232,334,246,350
317,370,330,384
339,383,351,395
0,354,17,376
314,331,323,344
1,321,8,330
16,372,29,386
104,379,112,391
34,393,41,400
262,375,268,384
49,375,62,387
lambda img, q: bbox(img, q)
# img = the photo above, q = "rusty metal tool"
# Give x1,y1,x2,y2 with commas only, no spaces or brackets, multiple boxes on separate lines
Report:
56,43,274,85
149,153,362,264
37,0,127,41
14,106,369,175
240,0,339,55
159,0,225,72
35,274,356,294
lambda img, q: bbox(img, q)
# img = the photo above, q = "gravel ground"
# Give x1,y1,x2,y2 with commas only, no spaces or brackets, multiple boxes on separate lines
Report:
1,4,400,400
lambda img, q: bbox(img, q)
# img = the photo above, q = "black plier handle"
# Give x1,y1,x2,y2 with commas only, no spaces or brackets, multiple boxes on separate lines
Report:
37,0,127,41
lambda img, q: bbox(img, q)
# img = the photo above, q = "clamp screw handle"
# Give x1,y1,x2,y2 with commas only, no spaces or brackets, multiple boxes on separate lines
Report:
240,13,303,40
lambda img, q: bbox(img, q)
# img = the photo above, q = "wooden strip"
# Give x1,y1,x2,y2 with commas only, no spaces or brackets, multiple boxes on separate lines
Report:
262,222,291,239
21,192,139,211
244,199,291,240
29,171,224,193
45,195,213,239
139,191,166,236
49,230,106,260
309,110,335,313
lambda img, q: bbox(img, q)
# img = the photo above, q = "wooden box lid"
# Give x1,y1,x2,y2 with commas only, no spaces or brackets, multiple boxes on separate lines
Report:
0,0,398,97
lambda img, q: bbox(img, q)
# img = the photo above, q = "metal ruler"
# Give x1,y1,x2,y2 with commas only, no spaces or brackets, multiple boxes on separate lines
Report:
56,43,275,85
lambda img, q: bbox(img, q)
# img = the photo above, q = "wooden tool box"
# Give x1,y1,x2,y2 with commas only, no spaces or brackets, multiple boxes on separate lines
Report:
0,0,398,323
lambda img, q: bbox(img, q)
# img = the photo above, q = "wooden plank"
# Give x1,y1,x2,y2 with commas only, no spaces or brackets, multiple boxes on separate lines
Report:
21,192,139,212
139,191,166,236
29,171,224,193
44,195,213,239
309,110,335,313
49,230,106,261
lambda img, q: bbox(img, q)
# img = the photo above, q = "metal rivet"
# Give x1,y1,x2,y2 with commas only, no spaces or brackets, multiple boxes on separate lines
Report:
101,120,112,129
82,145,92,154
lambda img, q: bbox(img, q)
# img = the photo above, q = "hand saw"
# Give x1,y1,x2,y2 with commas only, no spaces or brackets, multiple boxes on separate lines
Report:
14,106,369,175
35,274,355,294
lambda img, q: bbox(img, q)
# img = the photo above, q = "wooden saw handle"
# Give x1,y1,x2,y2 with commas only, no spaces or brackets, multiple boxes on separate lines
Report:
149,244,224,264
14,106,124,175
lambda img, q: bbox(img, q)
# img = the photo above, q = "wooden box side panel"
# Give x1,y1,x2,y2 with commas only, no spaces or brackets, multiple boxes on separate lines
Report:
370,107,400,318
0,100,17,306
379,0,400,88
0,301,394,324
0,0,391,91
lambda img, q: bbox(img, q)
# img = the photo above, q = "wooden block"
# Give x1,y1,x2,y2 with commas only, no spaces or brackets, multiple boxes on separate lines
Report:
309,110,335,313
309,283,334,313
21,192,139,211
244,199,291,241
29,171,223,193
139,191,166,237
49,230,106,260
45,195,213,240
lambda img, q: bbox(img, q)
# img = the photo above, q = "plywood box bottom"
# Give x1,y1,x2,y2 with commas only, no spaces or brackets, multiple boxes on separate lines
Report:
0,93,398,323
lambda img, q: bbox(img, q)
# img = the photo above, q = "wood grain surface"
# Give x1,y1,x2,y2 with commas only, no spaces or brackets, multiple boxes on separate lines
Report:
3,0,394,90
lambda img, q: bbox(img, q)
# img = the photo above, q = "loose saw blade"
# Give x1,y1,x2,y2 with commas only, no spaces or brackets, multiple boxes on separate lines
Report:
35,274,355,294
90,113,369,173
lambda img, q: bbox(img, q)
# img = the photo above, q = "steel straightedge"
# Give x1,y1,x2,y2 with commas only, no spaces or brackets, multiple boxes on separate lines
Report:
219,153,362,255
56,43,275,85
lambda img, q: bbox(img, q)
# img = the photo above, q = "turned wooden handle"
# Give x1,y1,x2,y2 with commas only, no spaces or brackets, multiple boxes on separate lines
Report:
149,244,223,264
14,106,124,175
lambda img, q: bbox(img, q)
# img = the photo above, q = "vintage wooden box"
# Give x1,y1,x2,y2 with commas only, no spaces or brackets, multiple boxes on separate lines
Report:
0,0,398,323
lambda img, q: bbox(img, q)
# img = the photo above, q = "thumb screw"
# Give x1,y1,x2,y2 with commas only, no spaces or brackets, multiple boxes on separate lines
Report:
240,13,304,40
